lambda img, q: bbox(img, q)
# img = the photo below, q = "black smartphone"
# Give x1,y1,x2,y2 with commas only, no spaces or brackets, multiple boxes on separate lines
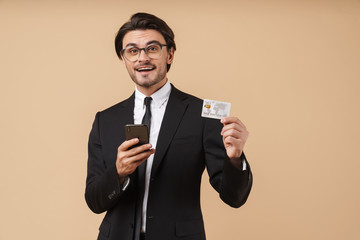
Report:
124,124,149,149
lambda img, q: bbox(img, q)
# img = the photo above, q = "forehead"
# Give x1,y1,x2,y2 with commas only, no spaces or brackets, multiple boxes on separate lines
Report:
122,29,166,47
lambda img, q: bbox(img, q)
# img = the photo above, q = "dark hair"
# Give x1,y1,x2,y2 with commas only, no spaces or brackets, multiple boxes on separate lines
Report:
115,12,176,72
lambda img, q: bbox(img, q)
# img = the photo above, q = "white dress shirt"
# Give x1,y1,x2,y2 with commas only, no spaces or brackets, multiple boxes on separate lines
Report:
134,81,171,233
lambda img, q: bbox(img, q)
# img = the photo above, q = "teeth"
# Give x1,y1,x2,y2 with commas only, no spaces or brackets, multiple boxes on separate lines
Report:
137,67,154,71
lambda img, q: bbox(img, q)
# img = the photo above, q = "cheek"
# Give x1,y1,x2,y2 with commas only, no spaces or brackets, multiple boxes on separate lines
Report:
124,62,134,72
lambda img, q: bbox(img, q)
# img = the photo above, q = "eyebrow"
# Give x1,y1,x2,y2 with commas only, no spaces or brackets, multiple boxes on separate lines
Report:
124,40,163,49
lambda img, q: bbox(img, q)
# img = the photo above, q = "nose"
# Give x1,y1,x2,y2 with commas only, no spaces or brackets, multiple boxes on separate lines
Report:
138,48,150,62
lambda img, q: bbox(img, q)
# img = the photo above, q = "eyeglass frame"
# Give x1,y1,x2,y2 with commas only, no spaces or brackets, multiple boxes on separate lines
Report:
120,43,168,62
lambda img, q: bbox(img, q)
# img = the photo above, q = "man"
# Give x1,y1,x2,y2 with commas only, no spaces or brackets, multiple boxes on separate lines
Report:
85,12,253,240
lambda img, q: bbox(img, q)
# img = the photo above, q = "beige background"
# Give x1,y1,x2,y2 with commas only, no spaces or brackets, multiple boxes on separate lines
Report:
1,0,360,239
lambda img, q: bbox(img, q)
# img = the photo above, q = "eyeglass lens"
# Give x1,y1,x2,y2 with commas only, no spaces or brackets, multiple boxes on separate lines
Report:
123,44,163,62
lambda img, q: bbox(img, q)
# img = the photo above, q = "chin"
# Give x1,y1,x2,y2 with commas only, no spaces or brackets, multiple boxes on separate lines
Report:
139,82,155,88
134,78,158,88
131,71,166,89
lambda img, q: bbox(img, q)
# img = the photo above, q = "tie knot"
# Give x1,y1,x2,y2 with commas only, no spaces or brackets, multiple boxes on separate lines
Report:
144,97,152,107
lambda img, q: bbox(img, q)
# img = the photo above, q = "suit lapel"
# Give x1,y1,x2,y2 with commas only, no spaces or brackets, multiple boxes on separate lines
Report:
151,85,189,177
119,92,135,125
109,92,135,155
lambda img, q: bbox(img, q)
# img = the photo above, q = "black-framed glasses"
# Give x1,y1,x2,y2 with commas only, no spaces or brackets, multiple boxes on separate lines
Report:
121,43,167,62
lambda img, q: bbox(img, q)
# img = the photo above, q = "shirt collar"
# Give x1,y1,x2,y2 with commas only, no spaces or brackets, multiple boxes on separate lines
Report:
135,80,172,109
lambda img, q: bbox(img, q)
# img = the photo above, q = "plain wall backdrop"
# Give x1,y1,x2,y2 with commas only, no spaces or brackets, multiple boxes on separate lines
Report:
1,0,360,239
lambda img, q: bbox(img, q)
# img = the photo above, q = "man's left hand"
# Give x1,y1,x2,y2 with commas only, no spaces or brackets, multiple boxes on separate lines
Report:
220,117,249,162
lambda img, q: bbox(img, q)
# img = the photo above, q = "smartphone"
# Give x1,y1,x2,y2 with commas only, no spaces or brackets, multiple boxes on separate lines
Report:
124,124,149,149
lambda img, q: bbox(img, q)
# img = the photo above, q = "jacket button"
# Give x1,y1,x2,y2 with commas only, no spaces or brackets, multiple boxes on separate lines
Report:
148,215,154,219
107,190,116,199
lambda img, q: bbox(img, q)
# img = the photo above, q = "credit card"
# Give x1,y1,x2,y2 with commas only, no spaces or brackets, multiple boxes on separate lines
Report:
201,99,231,119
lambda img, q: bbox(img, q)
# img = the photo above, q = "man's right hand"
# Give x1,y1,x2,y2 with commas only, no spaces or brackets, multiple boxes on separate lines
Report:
116,138,155,180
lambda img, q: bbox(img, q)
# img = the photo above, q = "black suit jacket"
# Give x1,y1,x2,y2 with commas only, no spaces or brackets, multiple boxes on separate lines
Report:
85,85,253,240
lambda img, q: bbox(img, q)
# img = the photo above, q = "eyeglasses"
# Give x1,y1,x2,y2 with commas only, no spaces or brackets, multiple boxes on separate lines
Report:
121,43,167,62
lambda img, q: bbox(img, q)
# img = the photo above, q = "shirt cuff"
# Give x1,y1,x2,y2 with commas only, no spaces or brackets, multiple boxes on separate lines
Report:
121,176,130,191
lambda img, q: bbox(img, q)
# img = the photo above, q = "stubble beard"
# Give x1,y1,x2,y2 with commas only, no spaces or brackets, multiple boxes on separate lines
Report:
130,65,167,89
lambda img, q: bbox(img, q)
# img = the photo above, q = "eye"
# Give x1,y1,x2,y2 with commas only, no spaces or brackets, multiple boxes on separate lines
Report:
146,44,160,53
127,48,139,55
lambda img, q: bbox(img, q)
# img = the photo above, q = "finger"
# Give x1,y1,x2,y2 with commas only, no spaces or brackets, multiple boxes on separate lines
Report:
117,148,155,176
221,122,242,134
223,131,248,148
221,123,246,136
221,117,239,124
223,135,239,145
126,148,156,165
134,148,156,163
128,143,153,156
222,128,242,139
118,138,140,151
118,143,153,165
221,117,246,128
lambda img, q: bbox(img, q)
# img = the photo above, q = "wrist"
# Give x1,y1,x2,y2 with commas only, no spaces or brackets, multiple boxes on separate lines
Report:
229,152,247,170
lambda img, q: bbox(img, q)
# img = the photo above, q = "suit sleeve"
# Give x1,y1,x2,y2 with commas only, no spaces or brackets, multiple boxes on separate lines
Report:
85,112,125,214
203,118,253,208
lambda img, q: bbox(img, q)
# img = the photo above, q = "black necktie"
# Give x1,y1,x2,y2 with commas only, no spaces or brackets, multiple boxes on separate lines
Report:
142,97,152,131
135,97,152,239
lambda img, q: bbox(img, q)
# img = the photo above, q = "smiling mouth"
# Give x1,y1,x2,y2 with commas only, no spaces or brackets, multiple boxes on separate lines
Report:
136,66,156,72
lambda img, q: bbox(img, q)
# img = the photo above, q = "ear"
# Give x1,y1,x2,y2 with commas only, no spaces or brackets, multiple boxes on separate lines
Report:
167,47,175,64
120,55,127,66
